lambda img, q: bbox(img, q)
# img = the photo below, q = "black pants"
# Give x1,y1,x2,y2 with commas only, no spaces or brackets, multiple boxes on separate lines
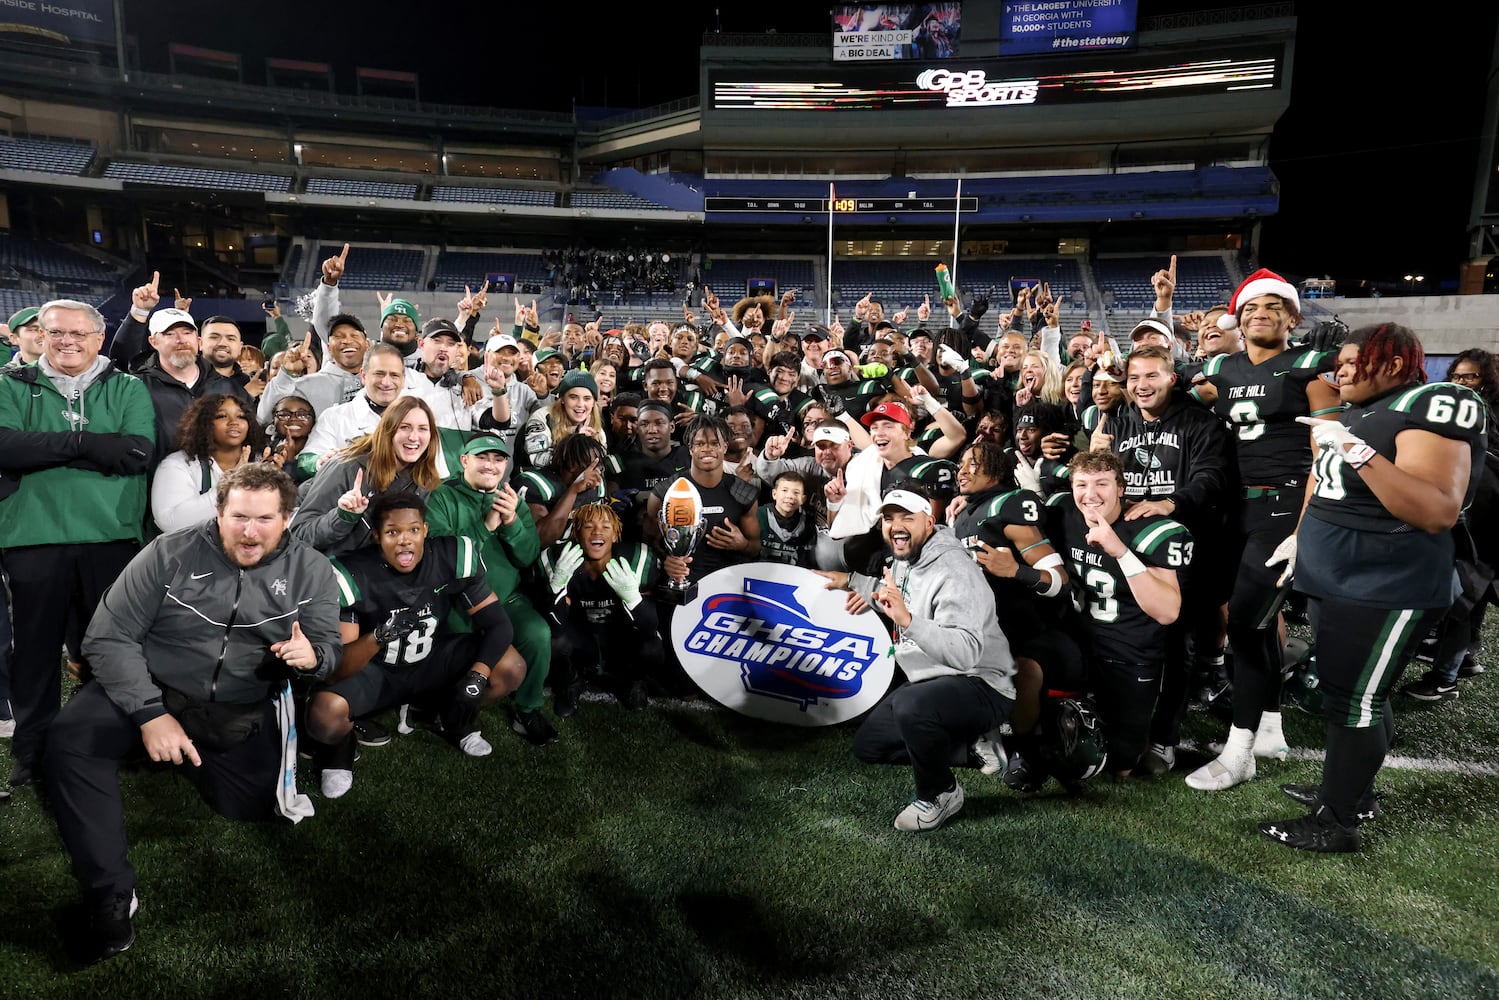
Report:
4,541,137,771
1091,656,1163,771
552,619,665,690
44,681,280,895
1227,490,1299,729
320,635,480,744
852,674,1013,801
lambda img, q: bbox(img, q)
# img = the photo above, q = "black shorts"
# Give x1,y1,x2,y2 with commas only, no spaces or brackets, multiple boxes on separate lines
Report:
1016,630,1086,694
324,634,478,719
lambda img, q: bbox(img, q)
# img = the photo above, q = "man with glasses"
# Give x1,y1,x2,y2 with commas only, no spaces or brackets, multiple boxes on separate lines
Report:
0,299,155,787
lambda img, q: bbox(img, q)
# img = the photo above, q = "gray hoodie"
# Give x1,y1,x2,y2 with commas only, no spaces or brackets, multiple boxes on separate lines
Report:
849,526,1016,699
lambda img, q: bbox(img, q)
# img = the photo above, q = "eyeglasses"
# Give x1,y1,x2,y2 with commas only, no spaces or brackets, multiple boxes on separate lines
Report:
1451,372,1483,384
273,409,313,420
44,328,100,342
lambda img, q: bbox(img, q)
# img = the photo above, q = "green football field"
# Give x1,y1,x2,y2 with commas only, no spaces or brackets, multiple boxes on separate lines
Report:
3,628,1498,999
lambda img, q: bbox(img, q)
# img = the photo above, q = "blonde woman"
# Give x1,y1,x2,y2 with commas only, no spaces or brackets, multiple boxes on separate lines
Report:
523,369,608,468
1015,349,1066,407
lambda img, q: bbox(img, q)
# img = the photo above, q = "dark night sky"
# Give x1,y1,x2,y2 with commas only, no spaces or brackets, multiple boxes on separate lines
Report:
121,2,1498,287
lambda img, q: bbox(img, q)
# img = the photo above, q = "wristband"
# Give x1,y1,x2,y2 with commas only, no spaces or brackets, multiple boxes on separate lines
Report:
1117,550,1147,578
1010,563,1043,588
1345,443,1376,469
825,499,843,511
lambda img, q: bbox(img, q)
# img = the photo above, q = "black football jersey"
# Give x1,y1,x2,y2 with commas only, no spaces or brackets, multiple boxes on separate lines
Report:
1297,381,1487,609
331,535,490,667
518,463,618,514
1057,505,1193,663
1194,346,1336,483
540,539,659,630
747,386,815,441
616,444,689,496
757,506,818,567
952,485,1054,639
650,471,759,582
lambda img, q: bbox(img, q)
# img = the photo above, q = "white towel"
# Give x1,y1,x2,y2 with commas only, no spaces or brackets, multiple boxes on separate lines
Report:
273,682,315,823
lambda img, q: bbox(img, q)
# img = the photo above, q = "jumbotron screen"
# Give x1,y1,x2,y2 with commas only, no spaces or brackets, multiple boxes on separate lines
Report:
1000,0,1138,56
710,42,1280,113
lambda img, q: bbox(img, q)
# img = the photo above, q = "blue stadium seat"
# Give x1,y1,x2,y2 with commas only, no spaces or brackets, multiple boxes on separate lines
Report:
0,136,95,175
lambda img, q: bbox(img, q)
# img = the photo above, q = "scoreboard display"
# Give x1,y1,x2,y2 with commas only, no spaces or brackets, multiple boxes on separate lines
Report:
706,196,978,214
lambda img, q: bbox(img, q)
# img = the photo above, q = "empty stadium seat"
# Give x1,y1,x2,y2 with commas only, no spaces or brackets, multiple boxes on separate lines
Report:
304,177,418,200
0,136,95,175
103,161,291,193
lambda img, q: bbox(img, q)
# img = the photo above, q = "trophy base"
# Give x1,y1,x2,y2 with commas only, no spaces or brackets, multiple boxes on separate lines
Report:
658,582,698,606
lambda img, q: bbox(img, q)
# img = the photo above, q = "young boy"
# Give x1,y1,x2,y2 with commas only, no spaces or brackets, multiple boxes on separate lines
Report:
757,469,818,568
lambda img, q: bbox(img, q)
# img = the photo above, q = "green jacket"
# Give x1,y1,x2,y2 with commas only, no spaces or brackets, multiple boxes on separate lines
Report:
426,476,541,607
0,363,155,547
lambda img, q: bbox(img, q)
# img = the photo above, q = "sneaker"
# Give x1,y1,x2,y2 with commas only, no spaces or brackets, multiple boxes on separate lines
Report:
1280,782,1383,821
553,681,580,718
352,717,391,747
90,889,138,962
1138,743,1176,775
320,769,354,799
1188,681,1230,713
1002,753,1048,794
1258,804,1361,853
971,731,1007,775
8,760,36,787
457,731,493,757
893,782,964,832
0,717,13,738
1401,676,1459,702
1458,654,1485,678
1253,713,1290,760
510,708,558,746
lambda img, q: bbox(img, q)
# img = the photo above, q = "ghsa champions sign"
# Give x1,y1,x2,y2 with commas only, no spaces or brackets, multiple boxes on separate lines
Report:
671,564,895,726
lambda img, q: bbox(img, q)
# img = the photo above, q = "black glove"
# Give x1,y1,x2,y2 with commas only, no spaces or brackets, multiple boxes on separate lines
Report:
455,669,488,707
1303,319,1348,354
969,296,990,321
373,607,423,646
75,432,151,476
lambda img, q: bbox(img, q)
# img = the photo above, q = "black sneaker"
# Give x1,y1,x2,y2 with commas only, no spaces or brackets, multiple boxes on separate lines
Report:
619,680,648,711
1401,676,1459,702
90,889,138,962
553,682,580,718
352,718,392,747
1258,805,1361,853
1002,753,1048,794
1279,782,1383,821
511,709,558,746
8,760,36,787
1458,654,1485,678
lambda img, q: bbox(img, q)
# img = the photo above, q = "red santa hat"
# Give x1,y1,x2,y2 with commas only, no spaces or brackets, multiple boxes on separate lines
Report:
1221,268,1299,331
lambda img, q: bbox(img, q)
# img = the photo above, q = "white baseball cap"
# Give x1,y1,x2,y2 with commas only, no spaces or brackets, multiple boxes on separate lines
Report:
485,334,519,353
148,308,197,336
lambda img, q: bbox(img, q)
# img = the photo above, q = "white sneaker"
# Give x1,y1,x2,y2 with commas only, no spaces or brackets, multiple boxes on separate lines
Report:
396,704,414,735
1185,726,1256,791
458,731,492,758
320,768,354,799
1253,712,1290,760
0,717,13,739
972,731,1007,775
893,782,965,832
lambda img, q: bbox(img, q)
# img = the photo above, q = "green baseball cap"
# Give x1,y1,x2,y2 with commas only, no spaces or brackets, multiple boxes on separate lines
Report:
460,434,510,457
381,299,419,327
6,306,40,330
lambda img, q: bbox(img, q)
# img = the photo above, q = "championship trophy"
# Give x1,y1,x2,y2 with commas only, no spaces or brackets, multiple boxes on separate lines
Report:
659,476,707,605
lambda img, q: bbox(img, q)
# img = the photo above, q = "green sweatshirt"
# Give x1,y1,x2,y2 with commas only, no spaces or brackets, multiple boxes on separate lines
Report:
426,476,541,606
0,363,155,546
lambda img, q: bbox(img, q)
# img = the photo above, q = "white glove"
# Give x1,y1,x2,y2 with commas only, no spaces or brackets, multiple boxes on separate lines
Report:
1013,456,1042,493
938,345,965,370
1265,535,1297,587
1296,416,1373,467
602,556,644,610
547,542,584,594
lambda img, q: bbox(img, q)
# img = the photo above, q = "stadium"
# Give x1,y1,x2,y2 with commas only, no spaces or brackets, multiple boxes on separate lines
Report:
1,2,1497,995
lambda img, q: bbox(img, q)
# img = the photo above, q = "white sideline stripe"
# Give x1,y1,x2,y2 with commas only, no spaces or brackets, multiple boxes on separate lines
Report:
1182,739,1499,777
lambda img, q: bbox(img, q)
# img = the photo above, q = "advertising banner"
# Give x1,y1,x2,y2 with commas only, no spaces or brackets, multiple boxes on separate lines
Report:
1000,0,1138,56
0,0,115,46
671,563,896,726
832,3,961,62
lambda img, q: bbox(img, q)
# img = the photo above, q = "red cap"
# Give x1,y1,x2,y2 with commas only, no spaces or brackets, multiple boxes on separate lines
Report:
860,401,913,428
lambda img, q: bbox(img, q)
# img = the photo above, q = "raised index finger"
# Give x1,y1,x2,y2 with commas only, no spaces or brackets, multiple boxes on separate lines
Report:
149,270,160,290
338,242,350,264
1168,254,1177,281
353,467,364,492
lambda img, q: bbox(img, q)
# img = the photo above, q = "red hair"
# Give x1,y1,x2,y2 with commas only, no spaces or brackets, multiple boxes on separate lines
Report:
1347,323,1425,386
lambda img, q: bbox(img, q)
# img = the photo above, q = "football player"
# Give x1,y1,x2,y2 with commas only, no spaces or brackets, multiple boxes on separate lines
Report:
306,493,523,798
